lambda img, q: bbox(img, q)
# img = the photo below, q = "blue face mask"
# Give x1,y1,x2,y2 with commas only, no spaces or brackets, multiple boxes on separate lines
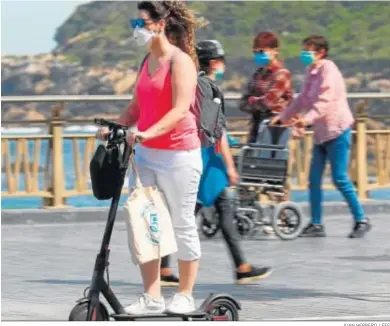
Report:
254,52,271,66
300,50,315,67
214,70,225,80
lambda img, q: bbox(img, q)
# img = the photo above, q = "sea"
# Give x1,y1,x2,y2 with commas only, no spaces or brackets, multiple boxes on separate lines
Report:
1,125,389,210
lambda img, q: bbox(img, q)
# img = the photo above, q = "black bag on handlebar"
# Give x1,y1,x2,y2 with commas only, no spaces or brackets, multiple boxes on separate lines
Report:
89,144,123,200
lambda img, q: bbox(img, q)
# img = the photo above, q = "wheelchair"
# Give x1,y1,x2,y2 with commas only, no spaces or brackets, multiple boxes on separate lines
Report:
198,120,306,241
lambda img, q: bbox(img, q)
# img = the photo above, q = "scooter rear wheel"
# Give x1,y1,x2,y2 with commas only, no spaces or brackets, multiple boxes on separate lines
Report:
69,300,109,321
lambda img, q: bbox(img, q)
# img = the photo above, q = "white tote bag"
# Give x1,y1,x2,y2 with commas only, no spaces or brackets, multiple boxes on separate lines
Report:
123,155,178,265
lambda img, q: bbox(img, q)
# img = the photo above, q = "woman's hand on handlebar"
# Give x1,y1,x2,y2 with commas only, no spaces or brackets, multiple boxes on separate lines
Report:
127,130,152,146
95,127,110,141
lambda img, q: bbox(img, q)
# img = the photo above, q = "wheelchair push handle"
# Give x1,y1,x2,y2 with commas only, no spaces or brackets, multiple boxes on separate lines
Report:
261,118,282,127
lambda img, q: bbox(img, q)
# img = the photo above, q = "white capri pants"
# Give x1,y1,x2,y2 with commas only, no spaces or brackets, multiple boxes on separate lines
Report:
129,144,202,261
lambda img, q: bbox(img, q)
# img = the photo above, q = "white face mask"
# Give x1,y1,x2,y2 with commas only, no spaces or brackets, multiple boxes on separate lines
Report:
133,27,155,47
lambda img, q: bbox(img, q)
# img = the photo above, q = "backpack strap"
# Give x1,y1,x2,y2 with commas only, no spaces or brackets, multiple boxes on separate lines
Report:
209,79,225,112
209,81,223,100
207,78,227,130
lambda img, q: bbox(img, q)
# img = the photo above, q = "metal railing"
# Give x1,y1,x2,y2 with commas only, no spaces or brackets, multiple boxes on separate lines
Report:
2,92,390,125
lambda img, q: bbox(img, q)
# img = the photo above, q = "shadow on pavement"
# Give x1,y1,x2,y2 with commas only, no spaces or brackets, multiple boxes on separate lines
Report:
25,279,390,304
25,279,337,302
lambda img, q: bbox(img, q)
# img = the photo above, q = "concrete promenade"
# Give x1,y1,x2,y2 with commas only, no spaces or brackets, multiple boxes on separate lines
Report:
1,204,390,321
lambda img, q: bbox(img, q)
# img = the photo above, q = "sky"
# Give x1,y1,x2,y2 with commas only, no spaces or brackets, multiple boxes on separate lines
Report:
1,0,89,55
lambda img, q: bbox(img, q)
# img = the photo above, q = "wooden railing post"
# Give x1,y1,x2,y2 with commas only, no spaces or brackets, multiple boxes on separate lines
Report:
43,104,66,208
355,100,369,200
51,119,65,207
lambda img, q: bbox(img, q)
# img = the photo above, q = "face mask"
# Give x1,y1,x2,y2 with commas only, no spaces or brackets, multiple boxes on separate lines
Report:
214,68,225,80
254,52,271,66
133,27,155,47
300,50,315,66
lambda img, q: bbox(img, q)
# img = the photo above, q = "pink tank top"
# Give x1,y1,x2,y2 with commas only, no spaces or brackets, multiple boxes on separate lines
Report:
135,53,200,150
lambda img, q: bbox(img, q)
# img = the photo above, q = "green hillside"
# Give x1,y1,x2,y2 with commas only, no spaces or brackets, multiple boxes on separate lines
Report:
54,1,390,68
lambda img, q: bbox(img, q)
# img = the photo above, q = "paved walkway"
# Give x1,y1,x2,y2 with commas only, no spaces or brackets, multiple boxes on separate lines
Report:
2,214,390,321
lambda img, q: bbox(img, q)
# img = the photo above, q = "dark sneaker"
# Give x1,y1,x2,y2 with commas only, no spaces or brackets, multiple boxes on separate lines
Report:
161,274,179,287
235,266,272,285
348,219,372,238
299,223,326,238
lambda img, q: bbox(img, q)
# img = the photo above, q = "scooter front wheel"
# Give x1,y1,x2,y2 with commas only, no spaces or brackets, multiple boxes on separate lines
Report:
206,297,240,321
69,300,109,321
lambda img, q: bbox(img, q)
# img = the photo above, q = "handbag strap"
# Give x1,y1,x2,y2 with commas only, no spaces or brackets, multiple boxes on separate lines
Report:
129,153,162,258
129,153,142,188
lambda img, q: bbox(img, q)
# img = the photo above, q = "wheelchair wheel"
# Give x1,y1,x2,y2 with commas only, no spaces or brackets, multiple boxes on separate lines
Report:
235,214,254,237
198,207,220,238
271,201,305,240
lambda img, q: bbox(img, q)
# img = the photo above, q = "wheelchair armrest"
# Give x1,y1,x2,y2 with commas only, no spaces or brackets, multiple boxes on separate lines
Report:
247,143,286,150
230,143,245,149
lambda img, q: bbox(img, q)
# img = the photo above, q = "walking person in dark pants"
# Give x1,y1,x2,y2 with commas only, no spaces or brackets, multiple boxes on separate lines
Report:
160,40,272,286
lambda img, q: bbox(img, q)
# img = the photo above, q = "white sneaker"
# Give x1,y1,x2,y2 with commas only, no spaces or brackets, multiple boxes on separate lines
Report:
165,293,196,315
124,293,165,315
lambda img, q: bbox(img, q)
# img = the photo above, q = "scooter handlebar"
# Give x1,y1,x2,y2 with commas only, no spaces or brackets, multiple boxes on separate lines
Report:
94,118,128,144
94,118,126,130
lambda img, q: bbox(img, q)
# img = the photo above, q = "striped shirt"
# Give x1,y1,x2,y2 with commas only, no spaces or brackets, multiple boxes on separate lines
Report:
239,60,293,142
279,59,354,144
239,60,293,115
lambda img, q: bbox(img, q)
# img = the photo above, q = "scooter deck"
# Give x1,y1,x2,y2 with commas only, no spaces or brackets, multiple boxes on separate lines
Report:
111,310,209,321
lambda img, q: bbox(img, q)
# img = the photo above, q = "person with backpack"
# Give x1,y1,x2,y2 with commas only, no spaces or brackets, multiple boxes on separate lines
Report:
160,40,272,287
97,1,204,315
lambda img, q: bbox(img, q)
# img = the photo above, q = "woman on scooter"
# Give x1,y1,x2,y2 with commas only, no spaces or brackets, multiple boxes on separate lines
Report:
160,40,272,287
97,1,203,315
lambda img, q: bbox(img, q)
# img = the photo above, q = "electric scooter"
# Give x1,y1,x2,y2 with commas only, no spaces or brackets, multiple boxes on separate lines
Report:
69,118,241,321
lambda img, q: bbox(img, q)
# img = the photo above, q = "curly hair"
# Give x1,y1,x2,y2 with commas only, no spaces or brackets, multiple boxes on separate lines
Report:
137,1,207,70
